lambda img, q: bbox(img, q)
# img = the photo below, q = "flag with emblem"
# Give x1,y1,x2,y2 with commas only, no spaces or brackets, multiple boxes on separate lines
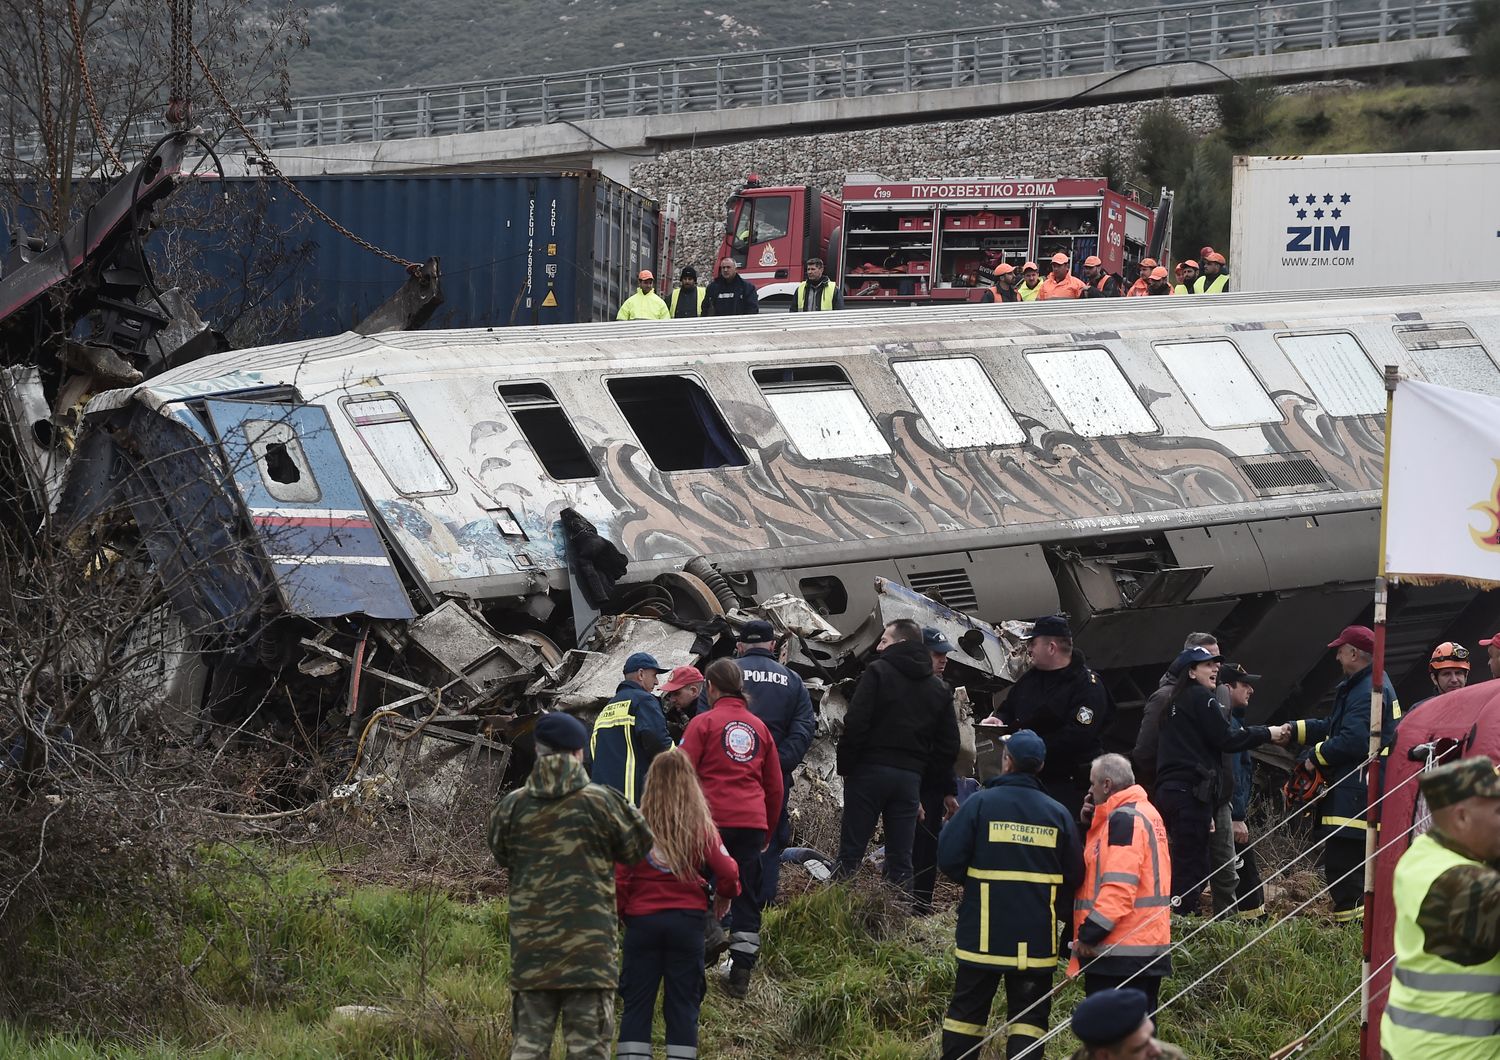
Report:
1385,378,1500,587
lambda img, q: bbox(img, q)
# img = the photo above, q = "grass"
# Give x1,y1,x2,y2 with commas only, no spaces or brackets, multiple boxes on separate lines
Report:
0,842,1363,1059
1260,80,1500,156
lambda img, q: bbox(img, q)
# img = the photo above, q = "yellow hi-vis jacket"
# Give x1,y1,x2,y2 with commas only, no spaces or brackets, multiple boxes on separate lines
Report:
617,290,669,321
669,286,707,316
1017,281,1041,302
1193,273,1229,294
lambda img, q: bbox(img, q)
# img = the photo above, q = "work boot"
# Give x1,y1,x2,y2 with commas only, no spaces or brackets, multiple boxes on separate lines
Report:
725,963,752,999
704,919,730,966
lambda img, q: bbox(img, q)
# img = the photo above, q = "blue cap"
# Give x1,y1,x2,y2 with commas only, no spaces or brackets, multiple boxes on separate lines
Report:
1168,645,1223,677
1025,615,1073,639
922,626,956,654
1004,729,1047,770
533,711,588,751
1071,988,1150,1046
737,620,776,644
623,652,664,675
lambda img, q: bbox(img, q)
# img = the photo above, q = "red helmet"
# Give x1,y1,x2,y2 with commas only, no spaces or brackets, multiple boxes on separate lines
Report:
1429,642,1471,672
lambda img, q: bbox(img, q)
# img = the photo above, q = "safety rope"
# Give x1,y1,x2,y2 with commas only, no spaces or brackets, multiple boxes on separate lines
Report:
1274,953,1394,1058
187,37,422,274
957,749,1413,1060
66,0,123,172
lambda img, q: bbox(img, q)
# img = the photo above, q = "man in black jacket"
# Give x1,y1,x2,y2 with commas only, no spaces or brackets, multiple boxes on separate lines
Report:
705,258,760,315
995,616,1114,821
937,730,1083,1060
913,626,962,916
836,618,960,890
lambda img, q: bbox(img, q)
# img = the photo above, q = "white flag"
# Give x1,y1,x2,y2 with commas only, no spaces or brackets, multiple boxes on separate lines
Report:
1386,379,1500,587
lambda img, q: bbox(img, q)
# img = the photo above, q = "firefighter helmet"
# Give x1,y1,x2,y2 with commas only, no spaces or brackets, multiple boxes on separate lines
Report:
1429,642,1471,673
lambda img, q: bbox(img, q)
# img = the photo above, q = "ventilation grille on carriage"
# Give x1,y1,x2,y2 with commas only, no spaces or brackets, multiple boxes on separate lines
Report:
1234,452,1333,497
907,569,979,612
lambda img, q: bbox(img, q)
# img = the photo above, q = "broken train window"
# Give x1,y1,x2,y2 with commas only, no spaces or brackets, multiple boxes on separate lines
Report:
752,363,890,460
498,382,598,480
606,374,748,472
244,418,321,503
341,394,455,496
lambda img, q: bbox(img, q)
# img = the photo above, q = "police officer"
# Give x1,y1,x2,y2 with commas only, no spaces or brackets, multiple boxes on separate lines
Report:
1069,988,1186,1060
589,652,671,805
937,730,1083,1060
995,616,1115,820
1283,625,1401,923
699,620,816,907
1381,756,1500,1058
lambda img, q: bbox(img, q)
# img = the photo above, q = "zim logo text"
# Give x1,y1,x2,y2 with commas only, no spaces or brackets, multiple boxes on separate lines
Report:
1283,190,1353,254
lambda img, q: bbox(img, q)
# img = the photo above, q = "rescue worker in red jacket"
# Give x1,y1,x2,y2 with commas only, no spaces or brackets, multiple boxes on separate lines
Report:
1124,258,1158,297
1070,753,1173,1013
680,658,782,999
1081,255,1124,298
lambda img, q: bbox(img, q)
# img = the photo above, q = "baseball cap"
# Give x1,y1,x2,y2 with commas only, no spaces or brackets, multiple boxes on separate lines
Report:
1049,252,1070,265
1021,261,1038,272
1149,266,1169,281
1327,625,1376,654
737,620,775,644
533,711,588,751
1219,663,1261,685
1140,257,1158,268
1024,615,1073,639
623,651,664,674
1420,756,1500,810
637,269,654,281
1083,255,1102,267
994,263,1015,276
922,626,956,654
1182,259,1200,269
1205,251,1226,264
1004,729,1047,770
1169,645,1223,676
659,665,705,694
1480,631,1500,647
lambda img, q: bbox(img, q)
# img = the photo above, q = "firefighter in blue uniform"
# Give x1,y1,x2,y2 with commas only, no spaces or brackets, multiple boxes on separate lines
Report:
937,730,1084,1060
589,652,671,805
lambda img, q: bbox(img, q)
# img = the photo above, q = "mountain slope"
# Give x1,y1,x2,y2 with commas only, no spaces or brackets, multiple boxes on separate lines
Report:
289,0,1097,98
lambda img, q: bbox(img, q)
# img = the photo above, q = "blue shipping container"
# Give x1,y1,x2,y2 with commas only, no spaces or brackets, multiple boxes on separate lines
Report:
170,171,662,336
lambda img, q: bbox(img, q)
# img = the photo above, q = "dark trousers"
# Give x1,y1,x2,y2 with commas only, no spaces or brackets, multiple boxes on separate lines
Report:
617,909,705,1058
1156,783,1213,915
941,964,1053,1060
1085,971,1162,1014
836,763,921,890
1234,835,1265,917
1324,829,1366,920
719,827,766,969
756,778,793,907
912,784,948,915
1042,775,1087,824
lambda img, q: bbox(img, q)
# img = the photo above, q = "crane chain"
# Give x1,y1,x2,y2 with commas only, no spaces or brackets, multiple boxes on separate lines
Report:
67,0,124,172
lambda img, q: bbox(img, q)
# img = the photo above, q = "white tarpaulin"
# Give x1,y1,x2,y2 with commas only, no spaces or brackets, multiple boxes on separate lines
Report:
1386,378,1500,587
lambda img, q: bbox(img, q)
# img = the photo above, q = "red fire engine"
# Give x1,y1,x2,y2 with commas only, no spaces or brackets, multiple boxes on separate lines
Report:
719,175,1171,308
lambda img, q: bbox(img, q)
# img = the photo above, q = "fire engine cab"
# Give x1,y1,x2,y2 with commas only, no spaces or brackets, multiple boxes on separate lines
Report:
719,175,1170,308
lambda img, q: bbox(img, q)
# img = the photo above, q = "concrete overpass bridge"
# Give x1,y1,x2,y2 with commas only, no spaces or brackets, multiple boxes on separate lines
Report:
210,0,1468,180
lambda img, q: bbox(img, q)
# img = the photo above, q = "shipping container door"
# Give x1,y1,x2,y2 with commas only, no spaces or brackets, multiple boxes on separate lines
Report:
203,399,416,620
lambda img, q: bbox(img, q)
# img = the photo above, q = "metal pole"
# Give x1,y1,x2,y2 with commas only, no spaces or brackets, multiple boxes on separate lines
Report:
1360,363,1399,1060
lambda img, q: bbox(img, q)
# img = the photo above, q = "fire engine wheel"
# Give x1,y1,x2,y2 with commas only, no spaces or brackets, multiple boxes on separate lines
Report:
512,629,564,668
653,570,726,622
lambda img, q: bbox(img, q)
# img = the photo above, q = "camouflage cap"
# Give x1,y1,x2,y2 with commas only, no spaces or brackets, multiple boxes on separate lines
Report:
1420,756,1500,810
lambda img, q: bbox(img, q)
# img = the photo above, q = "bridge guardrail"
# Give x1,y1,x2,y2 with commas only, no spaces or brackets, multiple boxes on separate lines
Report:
24,0,1472,160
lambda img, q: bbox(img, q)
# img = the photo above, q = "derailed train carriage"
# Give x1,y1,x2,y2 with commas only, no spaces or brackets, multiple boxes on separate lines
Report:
49,283,1500,737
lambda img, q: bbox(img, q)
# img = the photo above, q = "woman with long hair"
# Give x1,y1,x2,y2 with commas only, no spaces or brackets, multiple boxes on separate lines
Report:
680,657,783,999
615,747,740,1060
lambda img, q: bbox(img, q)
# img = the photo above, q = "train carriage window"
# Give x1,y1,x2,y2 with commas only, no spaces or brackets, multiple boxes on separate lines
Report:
342,395,454,496
606,375,747,472
752,364,890,460
1155,340,1281,428
498,383,598,480
1276,332,1384,416
1393,324,1500,398
1024,347,1156,437
892,357,1025,448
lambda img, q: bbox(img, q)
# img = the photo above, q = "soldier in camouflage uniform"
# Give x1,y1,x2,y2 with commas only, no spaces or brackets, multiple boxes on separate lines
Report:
489,712,654,1060
1381,756,1500,1059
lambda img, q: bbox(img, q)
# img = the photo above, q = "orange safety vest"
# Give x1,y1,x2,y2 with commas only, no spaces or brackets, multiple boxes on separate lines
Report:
1069,784,1174,979
1125,279,1150,297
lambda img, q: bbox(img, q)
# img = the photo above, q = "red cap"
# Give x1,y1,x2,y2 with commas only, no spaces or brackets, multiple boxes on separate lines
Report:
637,269,655,281
1050,252,1070,265
1481,633,1500,647
659,665,705,693
1328,625,1376,653
1182,259,1200,269
1200,245,1214,258
1083,255,1102,267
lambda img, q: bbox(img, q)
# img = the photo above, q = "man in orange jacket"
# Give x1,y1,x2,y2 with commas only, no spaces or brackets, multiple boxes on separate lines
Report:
1069,753,1173,1013
1039,252,1086,300
1124,258,1157,297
